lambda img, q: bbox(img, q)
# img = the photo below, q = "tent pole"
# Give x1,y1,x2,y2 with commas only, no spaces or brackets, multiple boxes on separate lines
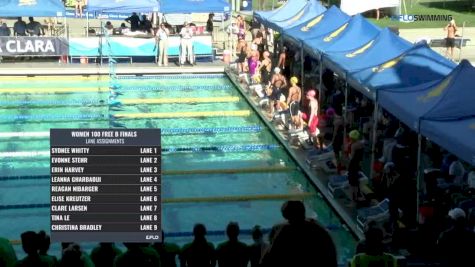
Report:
99,20,103,66
416,133,422,223
369,101,379,183
458,21,465,62
300,45,304,96
343,80,348,147
86,12,89,37
64,16,68,39
318,53,323,115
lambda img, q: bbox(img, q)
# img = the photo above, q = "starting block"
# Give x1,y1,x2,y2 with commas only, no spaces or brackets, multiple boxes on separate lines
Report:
328,171,369,198
305,146,335,169
250,84,265,98
321,160,337,174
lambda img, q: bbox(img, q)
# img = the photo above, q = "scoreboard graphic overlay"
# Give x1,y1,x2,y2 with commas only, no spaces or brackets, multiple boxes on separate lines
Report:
50,129,161,242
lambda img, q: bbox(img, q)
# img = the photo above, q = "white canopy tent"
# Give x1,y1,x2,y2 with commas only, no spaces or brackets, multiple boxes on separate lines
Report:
340,0,401,16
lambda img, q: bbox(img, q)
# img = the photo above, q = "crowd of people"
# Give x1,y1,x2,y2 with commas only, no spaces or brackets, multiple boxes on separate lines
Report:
231,14,475,266
2,200,473,266
0,17,45,37
1,201,342,267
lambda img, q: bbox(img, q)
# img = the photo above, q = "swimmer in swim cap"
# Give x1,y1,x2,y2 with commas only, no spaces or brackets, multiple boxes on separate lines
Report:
301,89,320,148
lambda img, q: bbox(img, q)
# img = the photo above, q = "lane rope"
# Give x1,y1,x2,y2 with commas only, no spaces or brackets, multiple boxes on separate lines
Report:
114,110,251,119
121,97,239,104
0,166,293,181
0,126,263,139
0,192,315,210
118,74,225,80
0,144,279,158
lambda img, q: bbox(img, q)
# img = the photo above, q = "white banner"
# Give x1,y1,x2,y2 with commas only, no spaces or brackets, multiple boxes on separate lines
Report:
340,0,400,16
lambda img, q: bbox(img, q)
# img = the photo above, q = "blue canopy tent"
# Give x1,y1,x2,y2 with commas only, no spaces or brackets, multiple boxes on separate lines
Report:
254,0,308,26
349,43,456,99
378,60,475,131
0,0,65,17
87,0,159,13
283,6,350,47
420,118,475,166
323,28,413,83
378,60,475,212
303,14,380,57
159,0,230,13
268,0,326,33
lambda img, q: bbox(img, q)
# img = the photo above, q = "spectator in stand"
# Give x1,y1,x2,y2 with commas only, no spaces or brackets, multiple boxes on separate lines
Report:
261,201,337,267
125,12,140,32
37,231,58,267
468,167,475,189
15,231,49,267
104,21,113,35
351,226,397,267
120,23,128,31
60,243,94,267
248,225,268,267
140,15,152,34
152,231,181,267
114,243,160,267
90,243,122,267
59,243,83,267
26,17,44,36
13,17,27,36
0,236,17,267
437,208,475,267
448,155,465,186
180,223,216,267
75,0,85,18
0,22,10,36
216,222,249,267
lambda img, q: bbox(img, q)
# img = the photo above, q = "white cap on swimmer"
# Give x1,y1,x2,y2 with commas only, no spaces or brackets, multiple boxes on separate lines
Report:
274,67,281,74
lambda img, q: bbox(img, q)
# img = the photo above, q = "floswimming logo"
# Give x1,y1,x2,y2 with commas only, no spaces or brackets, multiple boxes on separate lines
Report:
391,14,453,22
324,23,348,42
18,0,37,6
417,76,453,102
345,40,374,58
372,56,403,73
301,15,324,32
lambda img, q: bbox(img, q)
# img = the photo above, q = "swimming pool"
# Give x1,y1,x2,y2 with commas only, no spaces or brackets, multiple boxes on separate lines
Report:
0,73,357,264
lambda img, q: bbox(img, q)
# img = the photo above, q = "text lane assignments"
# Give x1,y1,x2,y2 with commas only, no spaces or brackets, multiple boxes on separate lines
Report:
50,129,161,242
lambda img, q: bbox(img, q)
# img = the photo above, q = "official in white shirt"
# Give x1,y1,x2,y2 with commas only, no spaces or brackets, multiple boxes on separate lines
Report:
156,23,170,66
180,22,194,65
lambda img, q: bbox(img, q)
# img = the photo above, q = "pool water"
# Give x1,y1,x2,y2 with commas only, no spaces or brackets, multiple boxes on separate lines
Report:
0,74,356,264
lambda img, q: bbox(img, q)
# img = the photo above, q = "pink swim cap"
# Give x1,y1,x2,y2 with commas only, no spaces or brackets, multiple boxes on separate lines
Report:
306,90,316,97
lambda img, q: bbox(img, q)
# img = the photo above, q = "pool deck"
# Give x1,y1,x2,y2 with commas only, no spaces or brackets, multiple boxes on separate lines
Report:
0,62,363,241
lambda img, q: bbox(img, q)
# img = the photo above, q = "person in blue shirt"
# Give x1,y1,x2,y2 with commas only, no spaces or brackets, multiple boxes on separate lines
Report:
13,17,27,36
